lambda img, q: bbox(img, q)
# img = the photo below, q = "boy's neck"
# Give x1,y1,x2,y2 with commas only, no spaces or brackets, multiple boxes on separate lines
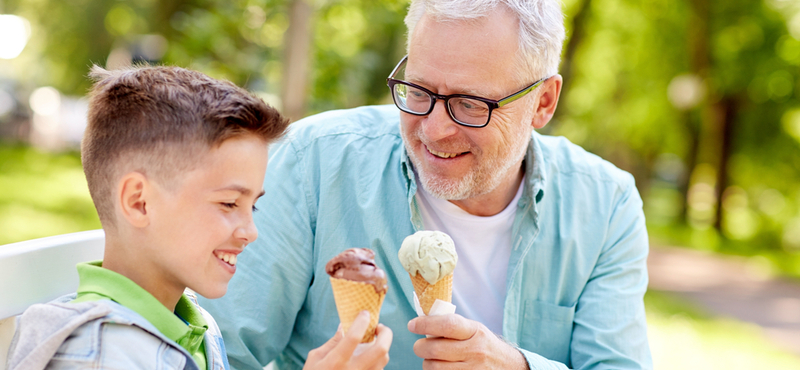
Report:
102,239,184,311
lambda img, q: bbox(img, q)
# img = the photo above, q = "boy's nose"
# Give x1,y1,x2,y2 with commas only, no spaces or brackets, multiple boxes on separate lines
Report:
234,216,258,244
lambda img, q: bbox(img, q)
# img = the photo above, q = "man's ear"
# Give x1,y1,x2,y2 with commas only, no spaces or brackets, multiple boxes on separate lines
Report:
531,74,563,129
117,172,150,228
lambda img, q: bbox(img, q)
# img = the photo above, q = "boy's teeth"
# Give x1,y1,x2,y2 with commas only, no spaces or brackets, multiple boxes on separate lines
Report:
215,251,237,266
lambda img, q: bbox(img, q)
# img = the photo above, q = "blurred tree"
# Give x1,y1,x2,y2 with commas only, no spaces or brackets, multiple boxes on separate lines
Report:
553,0,800,263
3,0,800,268
3,0,407,116
282,0,314,121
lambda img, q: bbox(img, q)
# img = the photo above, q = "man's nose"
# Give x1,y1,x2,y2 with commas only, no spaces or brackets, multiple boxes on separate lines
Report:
422,99,459,141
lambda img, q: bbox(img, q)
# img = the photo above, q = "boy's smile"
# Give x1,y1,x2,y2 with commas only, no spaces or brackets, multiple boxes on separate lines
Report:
114,134,269,309
214,250,240,268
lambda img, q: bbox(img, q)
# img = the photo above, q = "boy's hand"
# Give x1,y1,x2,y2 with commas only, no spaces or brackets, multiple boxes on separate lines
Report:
304,311,393,370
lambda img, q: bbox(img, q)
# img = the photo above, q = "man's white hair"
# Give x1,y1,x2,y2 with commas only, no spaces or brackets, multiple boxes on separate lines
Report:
405,0,565,82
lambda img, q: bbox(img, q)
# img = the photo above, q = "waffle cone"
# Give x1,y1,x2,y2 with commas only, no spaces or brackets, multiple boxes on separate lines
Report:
329,276,386,342
410,272,453,315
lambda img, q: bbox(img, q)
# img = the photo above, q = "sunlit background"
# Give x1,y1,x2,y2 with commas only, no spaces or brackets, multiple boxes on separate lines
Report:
1,0,800,368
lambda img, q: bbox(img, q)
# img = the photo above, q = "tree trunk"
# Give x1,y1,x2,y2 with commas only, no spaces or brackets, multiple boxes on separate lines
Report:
553,0,591,123
281,0,314,122
682,0,711,224
713,97,737,231
677,111,700,224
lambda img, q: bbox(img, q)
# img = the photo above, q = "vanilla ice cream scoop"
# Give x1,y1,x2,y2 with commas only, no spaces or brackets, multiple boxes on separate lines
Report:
399,230,458,285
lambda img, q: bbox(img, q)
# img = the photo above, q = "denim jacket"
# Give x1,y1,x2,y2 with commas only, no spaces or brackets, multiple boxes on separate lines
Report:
199,105,652,370
6,292,229,370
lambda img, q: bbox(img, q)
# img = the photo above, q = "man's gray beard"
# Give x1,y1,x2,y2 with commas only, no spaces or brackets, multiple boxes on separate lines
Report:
404,131,530,202
416,162,482,200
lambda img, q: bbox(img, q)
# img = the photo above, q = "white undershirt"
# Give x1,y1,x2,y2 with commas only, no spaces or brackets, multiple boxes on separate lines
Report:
414,177,524,335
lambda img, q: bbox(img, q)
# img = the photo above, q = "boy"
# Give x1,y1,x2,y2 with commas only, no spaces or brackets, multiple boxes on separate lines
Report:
6,66,392,370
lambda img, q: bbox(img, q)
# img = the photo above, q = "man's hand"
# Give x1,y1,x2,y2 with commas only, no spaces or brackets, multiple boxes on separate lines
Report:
408,314,528,370
305,311,393,370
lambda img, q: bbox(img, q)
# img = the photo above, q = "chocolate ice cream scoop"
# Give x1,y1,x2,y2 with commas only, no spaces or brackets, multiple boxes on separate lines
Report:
325,248,388,294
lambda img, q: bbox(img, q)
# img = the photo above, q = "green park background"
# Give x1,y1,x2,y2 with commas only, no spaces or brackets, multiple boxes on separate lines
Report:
1,0,800,368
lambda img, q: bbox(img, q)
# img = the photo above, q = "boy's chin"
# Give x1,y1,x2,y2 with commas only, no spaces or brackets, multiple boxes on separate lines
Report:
192,285,228,300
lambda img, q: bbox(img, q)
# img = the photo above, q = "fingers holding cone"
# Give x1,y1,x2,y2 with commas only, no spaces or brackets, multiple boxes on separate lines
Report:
306,311,393,370
329,276,386,342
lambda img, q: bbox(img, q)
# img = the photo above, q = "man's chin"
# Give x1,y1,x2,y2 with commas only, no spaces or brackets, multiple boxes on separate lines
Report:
418,174,473,201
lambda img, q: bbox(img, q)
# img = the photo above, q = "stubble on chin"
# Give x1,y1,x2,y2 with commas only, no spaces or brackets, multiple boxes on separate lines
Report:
401,129,493,201
417,163,476,200
401,123,530,202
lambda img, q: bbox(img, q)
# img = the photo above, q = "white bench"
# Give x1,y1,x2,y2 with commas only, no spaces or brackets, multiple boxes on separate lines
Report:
0,229,105,368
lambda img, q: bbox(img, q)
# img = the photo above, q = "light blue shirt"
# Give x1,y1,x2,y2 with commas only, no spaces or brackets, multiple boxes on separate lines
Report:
199,105,652,370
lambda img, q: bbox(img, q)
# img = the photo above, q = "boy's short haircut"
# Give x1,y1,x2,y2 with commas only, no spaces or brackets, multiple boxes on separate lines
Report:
82,65,290,228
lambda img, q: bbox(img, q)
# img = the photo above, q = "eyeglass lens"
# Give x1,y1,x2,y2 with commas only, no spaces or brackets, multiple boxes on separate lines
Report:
392,83,490,127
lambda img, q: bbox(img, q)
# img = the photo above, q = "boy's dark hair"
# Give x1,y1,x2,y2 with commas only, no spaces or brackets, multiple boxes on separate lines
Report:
82,65,289,228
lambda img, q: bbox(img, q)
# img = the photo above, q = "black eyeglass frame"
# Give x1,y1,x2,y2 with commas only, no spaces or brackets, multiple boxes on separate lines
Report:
386,55,549,128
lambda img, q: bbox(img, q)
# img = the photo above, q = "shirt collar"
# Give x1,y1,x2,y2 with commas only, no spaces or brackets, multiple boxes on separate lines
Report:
527,130,547,204
400,145,415,197
75,261,208,353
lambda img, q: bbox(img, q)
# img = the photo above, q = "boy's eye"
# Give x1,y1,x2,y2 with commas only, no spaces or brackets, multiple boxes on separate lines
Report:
222,202,237,209
252,205,259,212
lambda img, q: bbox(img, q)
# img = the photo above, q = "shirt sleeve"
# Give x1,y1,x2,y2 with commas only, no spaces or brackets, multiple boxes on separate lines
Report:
198,138,316,370
569,174,652,369
518,348,571,370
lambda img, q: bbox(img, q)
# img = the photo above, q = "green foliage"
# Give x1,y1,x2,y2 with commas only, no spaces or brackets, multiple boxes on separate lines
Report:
3,0,408,111
552,0,800,258
4,0,115,93
163,0,289,87
309,0,407,113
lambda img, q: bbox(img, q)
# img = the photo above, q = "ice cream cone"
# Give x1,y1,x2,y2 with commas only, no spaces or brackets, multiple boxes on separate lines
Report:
329,276,386,342
410,272,452,315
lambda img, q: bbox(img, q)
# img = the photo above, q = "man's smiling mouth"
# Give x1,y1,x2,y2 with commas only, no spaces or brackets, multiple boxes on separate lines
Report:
427,146,466,159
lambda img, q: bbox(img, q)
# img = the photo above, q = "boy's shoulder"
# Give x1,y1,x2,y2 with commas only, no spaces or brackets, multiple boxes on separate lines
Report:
7,297,194,370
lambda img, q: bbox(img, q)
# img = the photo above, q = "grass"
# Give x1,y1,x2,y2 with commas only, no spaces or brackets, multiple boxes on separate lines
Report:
0,144,100,245
2,144,800,368
645,290,800,369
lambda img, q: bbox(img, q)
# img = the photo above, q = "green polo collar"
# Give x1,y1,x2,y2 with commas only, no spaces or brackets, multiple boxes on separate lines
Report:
73,261,208,367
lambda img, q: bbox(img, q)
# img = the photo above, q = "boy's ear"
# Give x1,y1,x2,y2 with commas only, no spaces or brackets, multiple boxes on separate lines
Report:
531,74,563,130
118,172,150,228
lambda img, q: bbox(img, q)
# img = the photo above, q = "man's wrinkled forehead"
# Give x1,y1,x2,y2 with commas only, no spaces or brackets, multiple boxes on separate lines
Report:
404,13,523,98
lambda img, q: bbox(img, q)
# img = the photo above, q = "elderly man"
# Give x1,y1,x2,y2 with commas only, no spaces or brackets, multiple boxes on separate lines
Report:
200,0,652,369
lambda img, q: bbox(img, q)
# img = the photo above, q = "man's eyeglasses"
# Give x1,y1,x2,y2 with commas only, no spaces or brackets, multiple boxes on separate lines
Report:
386,55,548,128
